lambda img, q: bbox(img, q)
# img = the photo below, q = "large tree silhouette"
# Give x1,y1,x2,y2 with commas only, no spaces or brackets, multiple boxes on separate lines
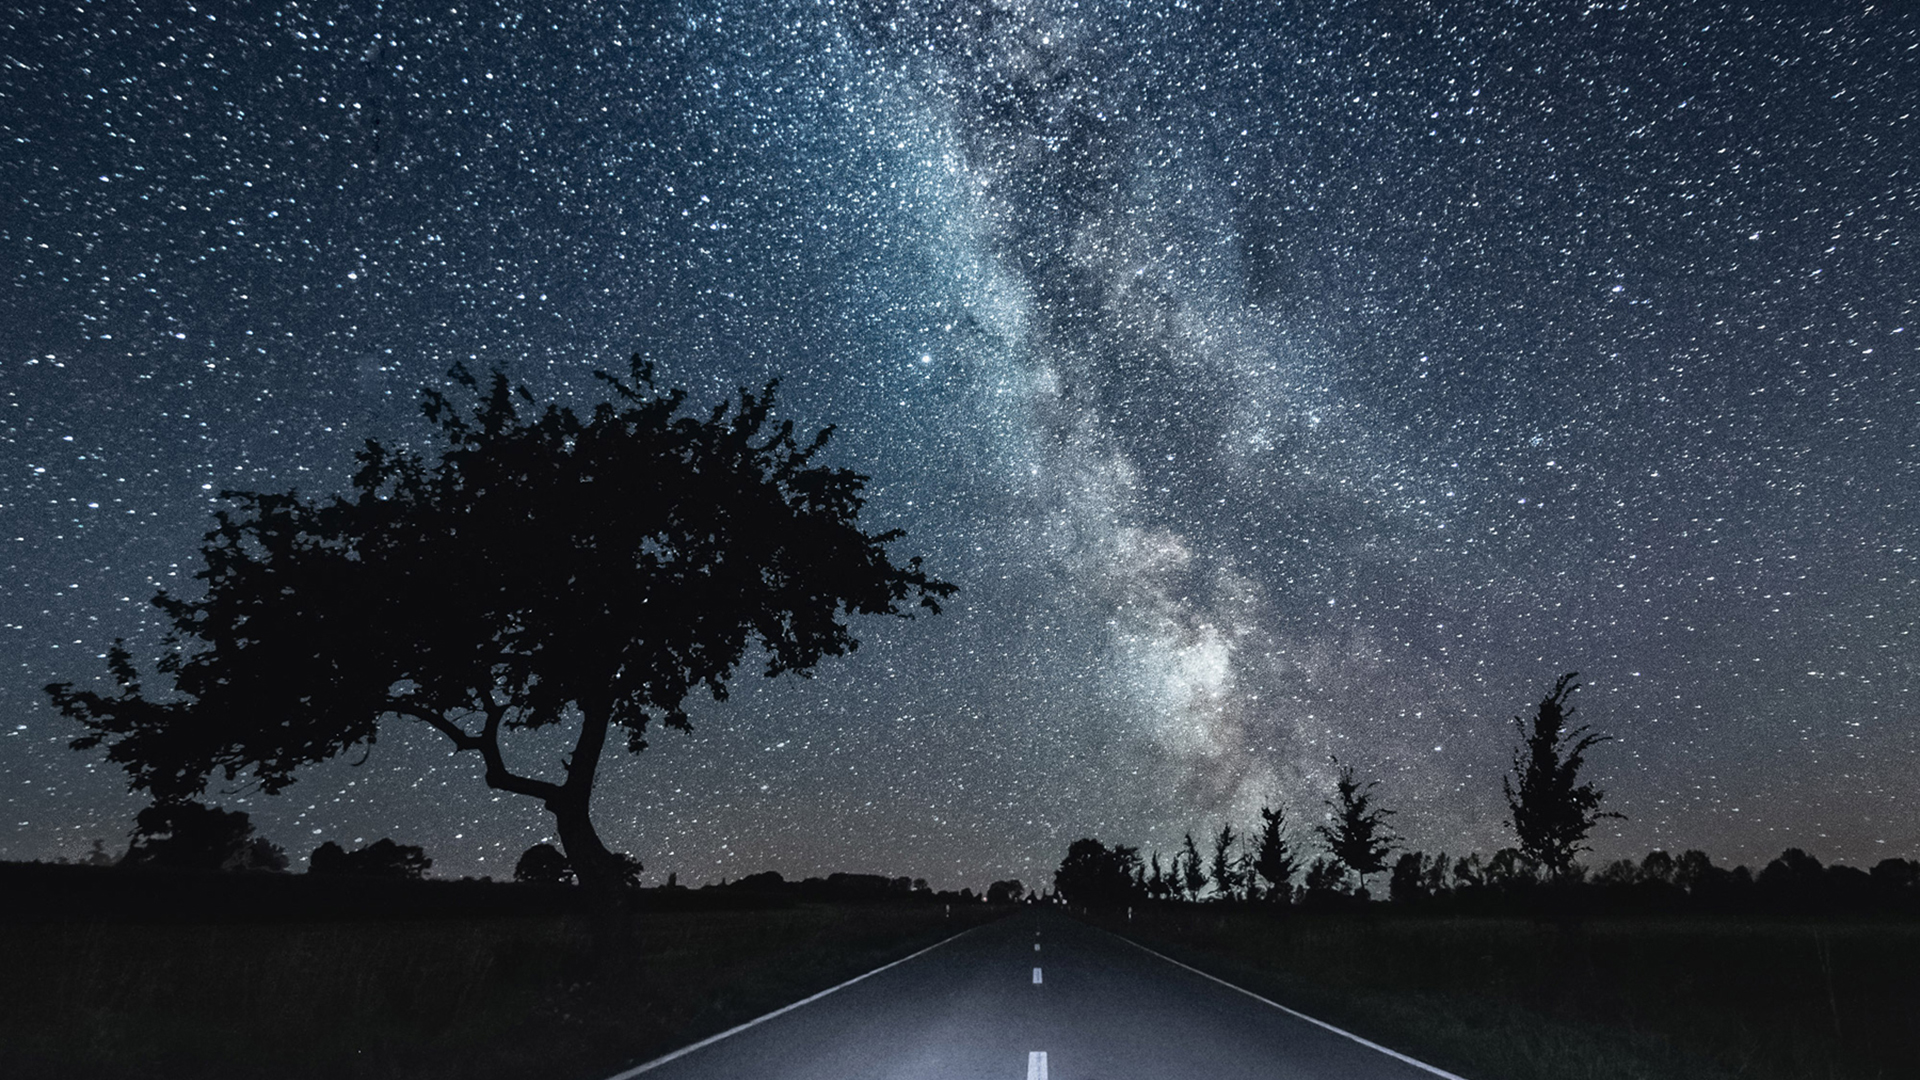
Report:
48,359,954,897
1503,672,1621,883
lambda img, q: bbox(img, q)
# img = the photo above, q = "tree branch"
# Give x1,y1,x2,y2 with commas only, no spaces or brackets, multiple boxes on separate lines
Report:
406,707,483,753
477,699,564,803
407,700,562,803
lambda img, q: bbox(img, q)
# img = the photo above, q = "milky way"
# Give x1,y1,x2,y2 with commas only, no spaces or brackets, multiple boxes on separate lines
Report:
4,1,1916,887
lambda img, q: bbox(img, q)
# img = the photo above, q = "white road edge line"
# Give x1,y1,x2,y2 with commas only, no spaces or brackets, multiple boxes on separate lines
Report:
1027,1050,1049,1080
1116,937,1471,1080
602,923,988,1079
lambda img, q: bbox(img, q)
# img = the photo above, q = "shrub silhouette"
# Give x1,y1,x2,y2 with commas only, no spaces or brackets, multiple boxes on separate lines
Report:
122,801,287,872
514,843,574,885
309,838,431,879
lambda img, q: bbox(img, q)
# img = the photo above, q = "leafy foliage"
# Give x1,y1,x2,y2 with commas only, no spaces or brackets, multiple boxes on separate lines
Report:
1503,672,1622,882
48,359,953,895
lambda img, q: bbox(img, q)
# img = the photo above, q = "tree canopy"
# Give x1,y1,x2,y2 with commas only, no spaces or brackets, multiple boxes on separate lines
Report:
48,358,954,895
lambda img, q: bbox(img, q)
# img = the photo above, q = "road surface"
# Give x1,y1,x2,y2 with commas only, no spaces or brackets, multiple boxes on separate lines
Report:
616,907,1462,1080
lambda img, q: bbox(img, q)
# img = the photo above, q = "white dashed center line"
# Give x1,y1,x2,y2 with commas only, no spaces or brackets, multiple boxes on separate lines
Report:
1027,1050,1049,1080
1032,967,1043,985
1033,942,1040,951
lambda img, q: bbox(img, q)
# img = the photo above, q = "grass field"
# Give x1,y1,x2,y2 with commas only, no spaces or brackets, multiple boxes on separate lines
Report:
1,901,1002,1080
1092,905,1920,1080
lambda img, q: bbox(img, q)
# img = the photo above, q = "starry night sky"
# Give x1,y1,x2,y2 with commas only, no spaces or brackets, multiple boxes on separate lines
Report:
3,1,1916,888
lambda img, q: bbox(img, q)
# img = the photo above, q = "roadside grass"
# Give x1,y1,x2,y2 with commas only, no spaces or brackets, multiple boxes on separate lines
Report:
1,901,1001,1080
1091,906,1920,1080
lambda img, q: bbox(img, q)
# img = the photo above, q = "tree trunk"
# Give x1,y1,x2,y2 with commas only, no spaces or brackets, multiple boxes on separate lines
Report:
547,699,637,975
549,794,622,896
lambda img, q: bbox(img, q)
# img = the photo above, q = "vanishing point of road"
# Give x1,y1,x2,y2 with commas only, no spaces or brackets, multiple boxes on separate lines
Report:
612,907,1464,1080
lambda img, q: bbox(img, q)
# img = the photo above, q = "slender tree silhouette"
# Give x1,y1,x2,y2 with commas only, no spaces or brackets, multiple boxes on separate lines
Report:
1503,672,1622,883
48,358,954,899
1146,850,1170,900
1317,760,1399,897
1178,831,1208,900
1208,823,1242,901
1252,804,1302,904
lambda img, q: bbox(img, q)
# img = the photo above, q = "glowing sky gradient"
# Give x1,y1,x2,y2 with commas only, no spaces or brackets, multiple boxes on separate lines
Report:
4,1,1916,887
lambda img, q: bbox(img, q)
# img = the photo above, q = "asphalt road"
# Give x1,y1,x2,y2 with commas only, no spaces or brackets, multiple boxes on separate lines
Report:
617,908,1461,1080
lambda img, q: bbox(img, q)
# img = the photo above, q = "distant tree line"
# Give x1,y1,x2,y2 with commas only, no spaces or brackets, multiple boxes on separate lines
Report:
1054,832,1920,916
1051,673,1920,915
60,799,433,881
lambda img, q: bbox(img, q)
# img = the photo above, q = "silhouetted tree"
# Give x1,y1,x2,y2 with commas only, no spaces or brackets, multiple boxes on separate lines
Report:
514,842,574,885
1146,851,1170,900
1053,838,1141,907
1592,857,1639,888
1757,847,1827,910
1208,823,1242,900
1316,760,1399,896
1640,849,1676,886
239,835,291,873
1871,858,1920,894
1452,852,1486,890
122,800,284,872
1484,847,1535,890
1389,852,1437,903
1179,832,1207,900
82,839,119,867
48,359,954,900
1236,851,1260,901
1302,857,1349,904
309,838,431,879
987,879,1026,905
1674,849,1716,894
1503,673,1621,883
1251,805,1301,904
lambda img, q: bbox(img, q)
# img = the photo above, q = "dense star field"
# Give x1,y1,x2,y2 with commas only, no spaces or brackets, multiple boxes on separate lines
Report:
3,1,1916,887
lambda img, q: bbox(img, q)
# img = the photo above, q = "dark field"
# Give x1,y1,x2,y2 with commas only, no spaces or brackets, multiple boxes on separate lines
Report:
1093,905,1920,1080
0,876,1003,1080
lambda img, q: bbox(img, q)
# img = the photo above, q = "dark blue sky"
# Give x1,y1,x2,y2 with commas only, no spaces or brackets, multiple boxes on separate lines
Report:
4,0,1916,887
